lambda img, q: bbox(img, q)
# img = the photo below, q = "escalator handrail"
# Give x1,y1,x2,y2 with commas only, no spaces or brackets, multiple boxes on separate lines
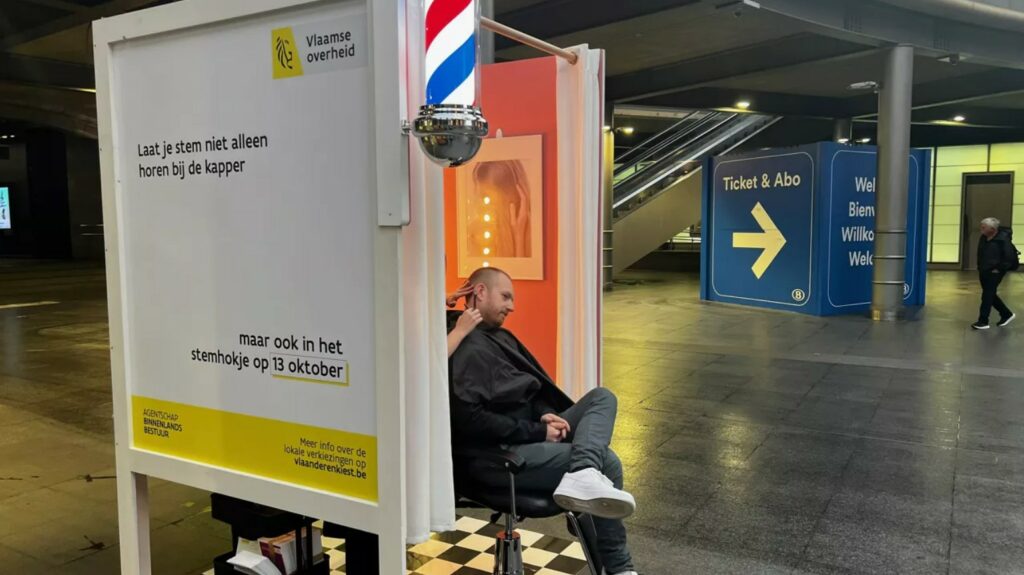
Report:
613,110,705,168
612,115,776,213
614,113,741,195
614,112,726,179
615,114,766,204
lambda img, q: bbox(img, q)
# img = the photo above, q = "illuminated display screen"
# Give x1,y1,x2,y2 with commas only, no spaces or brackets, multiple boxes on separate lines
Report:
0,187,10,230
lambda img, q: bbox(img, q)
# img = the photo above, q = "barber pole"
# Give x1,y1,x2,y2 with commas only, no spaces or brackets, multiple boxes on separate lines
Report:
425,0,478,106
413,0,488,167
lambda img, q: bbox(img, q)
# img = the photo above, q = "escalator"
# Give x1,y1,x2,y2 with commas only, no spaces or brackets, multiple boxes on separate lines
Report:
611,110,779,274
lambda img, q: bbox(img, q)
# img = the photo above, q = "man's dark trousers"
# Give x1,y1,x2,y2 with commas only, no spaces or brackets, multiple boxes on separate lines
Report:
478,388,634,573
979,270,1011,324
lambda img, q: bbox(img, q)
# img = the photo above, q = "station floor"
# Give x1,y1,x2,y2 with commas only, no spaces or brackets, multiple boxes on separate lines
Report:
2,260,1024,574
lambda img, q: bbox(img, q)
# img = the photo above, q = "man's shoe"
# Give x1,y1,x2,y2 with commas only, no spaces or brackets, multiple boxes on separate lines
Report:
972,322,991,330
998,313,1016,327
553,468,636,520
603,571,639,575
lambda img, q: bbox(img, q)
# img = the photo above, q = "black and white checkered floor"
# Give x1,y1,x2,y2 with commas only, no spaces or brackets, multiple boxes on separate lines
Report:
205,516,590,575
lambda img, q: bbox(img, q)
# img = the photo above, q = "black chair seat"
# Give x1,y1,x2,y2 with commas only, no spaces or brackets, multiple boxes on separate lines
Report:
457,483,563,518
451,445,602,574
454,452,564,518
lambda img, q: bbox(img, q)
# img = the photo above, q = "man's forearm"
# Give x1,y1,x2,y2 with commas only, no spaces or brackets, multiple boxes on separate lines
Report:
447,329,468,358
448,329,464,356
454,399,548,444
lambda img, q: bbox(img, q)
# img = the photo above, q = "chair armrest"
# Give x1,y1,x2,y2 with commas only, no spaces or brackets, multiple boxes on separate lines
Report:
452,446,526,474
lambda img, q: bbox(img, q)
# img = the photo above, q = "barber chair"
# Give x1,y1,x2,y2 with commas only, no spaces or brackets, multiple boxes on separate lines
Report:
453,446,604,575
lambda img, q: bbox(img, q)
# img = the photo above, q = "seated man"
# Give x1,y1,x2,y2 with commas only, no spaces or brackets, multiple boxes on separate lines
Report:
448,267,638,575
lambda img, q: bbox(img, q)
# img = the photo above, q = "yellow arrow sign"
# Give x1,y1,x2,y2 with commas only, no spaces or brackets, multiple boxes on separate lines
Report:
732,202,787,279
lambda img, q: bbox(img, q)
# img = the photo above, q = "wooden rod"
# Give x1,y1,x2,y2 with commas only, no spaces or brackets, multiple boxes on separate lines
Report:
480,16,578,65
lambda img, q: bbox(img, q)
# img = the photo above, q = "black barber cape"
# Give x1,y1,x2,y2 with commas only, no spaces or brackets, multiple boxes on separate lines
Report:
447,312,574,448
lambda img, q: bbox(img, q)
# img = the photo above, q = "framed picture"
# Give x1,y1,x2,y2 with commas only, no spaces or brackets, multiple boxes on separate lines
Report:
455,135,544,280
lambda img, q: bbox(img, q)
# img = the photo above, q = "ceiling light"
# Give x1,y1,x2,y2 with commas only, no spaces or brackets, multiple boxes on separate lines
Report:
859,137,871,144
953,115,966,122
735,100,751,110
619,126,635,135
837,138,849,144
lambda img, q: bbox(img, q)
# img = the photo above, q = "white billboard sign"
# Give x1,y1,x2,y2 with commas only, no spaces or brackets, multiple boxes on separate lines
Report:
94,0,407,572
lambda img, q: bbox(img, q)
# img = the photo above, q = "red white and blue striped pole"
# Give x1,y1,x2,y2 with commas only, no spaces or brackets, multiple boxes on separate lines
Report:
425,0,479,106
413,0,488,167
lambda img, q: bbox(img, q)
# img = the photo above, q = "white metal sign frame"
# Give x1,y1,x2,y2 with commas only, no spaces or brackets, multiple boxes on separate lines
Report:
93,0,408,572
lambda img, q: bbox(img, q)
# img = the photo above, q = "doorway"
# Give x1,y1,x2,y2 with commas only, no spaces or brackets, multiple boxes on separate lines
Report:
962,172,1014,271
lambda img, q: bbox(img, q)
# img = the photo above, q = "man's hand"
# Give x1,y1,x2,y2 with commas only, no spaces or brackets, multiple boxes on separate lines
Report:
542,414,570,442
541,413,571,432
446,280,474,308
545,423,567,443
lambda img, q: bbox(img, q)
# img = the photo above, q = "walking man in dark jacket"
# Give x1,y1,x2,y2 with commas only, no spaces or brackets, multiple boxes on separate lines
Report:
973,217,1016,330
448,267,639,575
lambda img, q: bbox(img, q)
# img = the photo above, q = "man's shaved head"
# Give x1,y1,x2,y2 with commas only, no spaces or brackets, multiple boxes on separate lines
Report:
467,267,515,327
468,267,511,289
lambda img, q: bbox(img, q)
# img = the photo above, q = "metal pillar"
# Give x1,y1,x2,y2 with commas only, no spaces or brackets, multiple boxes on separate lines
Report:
871,45,914,321
480,0,495,64
833,118,852,142
603,130,615,291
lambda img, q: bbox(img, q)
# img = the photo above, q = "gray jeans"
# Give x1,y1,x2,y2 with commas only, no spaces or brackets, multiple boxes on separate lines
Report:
508,388,634,573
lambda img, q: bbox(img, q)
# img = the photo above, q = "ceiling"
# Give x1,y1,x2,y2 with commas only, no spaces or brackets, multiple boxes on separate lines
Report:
1,0,1024,146
496,3,804,77
707,51,994,100
493,0,1024,146
0,0,170,139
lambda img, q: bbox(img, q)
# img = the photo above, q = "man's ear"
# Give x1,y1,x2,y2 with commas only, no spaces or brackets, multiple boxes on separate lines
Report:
473,283,486,300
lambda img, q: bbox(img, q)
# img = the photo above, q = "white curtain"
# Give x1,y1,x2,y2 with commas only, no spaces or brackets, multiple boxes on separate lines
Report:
402,0,456,544
556,46,605,400
401,152,456,544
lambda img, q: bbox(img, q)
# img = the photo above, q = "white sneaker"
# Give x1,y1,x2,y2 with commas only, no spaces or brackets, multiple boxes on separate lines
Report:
553,468,636,519
603,570,639,575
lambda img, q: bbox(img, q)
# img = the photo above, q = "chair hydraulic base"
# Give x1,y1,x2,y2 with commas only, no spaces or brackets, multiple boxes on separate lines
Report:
493,467,526,575
493,529,524,575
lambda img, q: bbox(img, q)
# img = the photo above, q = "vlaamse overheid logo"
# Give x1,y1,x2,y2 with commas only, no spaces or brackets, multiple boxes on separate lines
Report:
271,14,368,80
272,35,292,69
272,27,304,79
275,36,295,70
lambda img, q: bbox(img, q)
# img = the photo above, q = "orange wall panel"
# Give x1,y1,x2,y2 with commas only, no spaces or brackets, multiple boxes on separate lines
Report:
445,57,559,374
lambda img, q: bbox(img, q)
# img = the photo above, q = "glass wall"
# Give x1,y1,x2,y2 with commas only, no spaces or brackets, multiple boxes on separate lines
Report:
928,143,1024,265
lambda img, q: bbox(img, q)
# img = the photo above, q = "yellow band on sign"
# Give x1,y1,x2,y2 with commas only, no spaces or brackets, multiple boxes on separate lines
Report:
132,396,377,502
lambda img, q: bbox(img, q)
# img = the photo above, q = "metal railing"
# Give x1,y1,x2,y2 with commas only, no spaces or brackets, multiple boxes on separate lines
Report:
661,230,702,252
611,112,780,221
